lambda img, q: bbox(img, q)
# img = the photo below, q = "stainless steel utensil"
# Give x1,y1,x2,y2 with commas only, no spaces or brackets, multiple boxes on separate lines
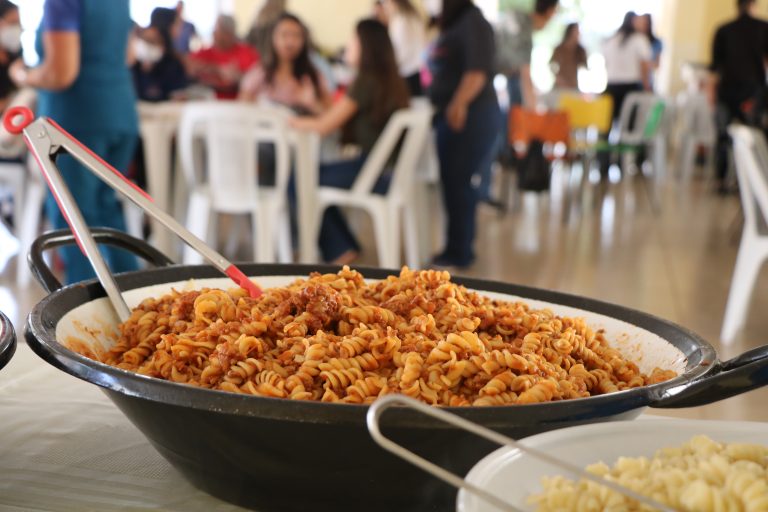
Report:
4,106,261,321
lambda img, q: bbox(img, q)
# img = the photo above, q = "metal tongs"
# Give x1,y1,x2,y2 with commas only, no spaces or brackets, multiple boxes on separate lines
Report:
4,106,262,322
368,395,677,512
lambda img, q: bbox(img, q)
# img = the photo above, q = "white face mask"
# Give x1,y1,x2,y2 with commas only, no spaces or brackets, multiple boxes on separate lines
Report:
133,38,163,65
0,25,21,54
424,0,443,17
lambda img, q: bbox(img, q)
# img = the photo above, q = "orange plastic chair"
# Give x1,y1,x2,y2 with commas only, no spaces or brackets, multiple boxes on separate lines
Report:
508,107,570,153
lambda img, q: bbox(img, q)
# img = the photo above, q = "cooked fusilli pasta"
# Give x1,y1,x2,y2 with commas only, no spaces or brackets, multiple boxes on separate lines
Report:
530,435,768,512
90,267,676,405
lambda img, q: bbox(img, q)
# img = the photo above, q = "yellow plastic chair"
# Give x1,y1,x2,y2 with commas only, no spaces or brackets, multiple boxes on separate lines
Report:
558,93,614,144
556,94,614,223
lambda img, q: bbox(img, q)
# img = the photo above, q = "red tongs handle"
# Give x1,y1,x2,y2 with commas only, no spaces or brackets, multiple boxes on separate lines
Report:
4,106,34,135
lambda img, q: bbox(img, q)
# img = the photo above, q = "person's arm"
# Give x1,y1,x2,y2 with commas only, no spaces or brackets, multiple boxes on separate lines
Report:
446,71,487,131
289,95,358,136
11,32,80,91
520,63,536,108
640,60,652,91
446,12,495,131
708,29,724,106
638,38,653,92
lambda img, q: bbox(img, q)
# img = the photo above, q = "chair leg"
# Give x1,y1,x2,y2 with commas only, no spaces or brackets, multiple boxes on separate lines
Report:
276,207,292,264
720,237,765,344
16,180,45,287
123,201,144,240
678,138,695,182
372,207,394,268
253,209,276,263
403,204,421,269
183,192,211,265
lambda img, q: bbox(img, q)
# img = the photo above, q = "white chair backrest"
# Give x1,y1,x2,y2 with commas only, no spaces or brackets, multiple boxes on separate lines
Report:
351,107,433,200
729,125,768,236
616,92,664,145
681,93,716,143
178,102,291,211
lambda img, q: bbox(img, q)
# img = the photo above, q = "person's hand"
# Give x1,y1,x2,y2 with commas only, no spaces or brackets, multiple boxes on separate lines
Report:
446,99,468,132
296,76,319,112
219,63,241,85
9,58,27,87
289,116,316,132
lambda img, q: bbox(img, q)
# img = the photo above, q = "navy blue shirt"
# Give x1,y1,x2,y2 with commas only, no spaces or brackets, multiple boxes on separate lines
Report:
428,6,498,111
36,0,138,134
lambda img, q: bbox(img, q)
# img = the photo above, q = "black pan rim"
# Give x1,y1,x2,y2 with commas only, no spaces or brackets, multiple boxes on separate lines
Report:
25,263,717,426
0,311,16,372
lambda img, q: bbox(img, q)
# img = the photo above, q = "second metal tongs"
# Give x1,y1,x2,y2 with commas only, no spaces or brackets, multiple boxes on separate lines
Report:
4,106,262,322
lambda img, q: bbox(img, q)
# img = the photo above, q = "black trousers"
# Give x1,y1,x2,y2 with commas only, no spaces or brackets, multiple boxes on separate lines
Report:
716,83,767,182
599,82,644,175
404,72,423,97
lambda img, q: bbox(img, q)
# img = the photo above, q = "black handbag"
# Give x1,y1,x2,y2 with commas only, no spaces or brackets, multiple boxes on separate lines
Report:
517,139,551,192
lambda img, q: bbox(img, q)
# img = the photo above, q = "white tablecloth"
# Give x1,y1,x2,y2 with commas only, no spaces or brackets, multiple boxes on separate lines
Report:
0,343,246,512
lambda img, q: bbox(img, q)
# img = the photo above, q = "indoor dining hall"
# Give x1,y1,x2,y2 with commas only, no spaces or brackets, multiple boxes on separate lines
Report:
1,0,768,510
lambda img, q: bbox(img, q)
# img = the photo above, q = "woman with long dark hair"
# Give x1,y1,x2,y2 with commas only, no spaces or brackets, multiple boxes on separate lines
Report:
239,12,331,115
550,22,587,90
428,0,500,268
290,19,410,264
602,11,652,119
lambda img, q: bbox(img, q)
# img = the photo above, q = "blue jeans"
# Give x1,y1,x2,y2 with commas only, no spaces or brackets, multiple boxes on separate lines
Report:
45,132,139,284
294,156,389,262
477,75,522,201
436,99,501,265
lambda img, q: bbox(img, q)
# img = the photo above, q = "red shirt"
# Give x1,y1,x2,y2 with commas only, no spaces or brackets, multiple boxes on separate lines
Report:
190,43,259,99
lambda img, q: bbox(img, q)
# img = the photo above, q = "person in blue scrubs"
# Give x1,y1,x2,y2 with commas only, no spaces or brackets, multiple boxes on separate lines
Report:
11,0,139,284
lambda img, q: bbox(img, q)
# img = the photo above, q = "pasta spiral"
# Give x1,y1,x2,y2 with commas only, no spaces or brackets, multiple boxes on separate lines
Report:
93,267,676,406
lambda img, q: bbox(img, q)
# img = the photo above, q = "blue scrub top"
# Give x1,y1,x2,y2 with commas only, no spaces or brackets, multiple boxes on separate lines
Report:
36,0,138,135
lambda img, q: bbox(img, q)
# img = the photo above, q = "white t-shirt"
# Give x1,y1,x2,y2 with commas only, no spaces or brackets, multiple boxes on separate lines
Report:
389,13,426,77
602,33,652,84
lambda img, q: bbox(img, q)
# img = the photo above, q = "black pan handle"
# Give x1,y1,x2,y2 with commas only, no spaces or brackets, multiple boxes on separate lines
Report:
28,228,175,293
651,344,768,409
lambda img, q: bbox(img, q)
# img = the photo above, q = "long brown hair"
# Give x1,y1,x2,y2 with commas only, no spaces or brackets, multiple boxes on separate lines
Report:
350,19,410,131
263,13,322,98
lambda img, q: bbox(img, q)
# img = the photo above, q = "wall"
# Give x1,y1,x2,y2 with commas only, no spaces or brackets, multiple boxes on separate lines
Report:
233,0,373,52
660,0,768,94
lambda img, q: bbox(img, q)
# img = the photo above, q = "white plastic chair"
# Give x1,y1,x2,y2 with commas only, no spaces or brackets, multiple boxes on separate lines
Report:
178,102,292,264
311,107,433,268
721,125,768,344
675,92,716,181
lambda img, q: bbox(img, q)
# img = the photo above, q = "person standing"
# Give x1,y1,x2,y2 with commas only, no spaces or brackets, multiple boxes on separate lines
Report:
602,12,652,120
496,0,559,110
172,1,197,55
550,22,587,90
383,0,426,96
10,0,139,284
709,0,768,193
188,15,259,100
428,0,500,268
636,13,662,91
481,0,558,204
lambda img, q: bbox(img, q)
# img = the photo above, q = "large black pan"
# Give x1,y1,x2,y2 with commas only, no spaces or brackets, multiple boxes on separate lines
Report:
24,229,768,512
0,310,15,371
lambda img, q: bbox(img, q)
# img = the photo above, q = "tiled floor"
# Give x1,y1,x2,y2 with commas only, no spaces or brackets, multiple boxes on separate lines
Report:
1,165,766,421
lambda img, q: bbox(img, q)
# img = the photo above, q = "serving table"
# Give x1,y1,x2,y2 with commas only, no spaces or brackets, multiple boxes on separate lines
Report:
0,343,246,511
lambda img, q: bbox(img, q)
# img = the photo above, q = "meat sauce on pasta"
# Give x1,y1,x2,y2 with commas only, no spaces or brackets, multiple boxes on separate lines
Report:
94,267,676,405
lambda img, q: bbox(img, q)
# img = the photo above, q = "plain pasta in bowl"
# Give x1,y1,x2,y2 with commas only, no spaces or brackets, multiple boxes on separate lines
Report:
529,435,768,512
